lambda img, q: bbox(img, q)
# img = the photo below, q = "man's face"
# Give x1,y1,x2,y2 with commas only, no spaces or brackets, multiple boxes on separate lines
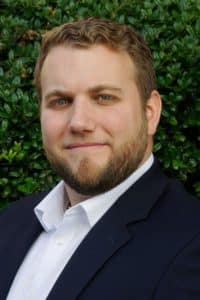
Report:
40,45,159,196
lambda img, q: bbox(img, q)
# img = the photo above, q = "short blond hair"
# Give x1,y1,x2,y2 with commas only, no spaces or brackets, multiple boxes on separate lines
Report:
34,18,156,103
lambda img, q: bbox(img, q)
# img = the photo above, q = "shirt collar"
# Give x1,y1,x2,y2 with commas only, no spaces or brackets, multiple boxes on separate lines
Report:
35,154,154,232
34,181,66,232
80,154,154,227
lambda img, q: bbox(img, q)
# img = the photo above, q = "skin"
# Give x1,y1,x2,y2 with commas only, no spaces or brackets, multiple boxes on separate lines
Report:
40,45,162,206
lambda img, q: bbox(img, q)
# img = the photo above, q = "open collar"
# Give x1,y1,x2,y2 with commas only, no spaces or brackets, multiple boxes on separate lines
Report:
34,154,154,231
48,159,169,300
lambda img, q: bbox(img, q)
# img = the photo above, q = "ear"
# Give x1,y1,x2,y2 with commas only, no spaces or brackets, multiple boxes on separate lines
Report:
145,90,162,136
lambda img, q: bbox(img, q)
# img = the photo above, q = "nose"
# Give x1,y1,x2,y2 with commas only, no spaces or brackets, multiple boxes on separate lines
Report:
68,97,95,134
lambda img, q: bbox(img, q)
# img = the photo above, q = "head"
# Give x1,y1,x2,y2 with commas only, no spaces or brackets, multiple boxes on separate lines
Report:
35,18,161,201
34,18,157,105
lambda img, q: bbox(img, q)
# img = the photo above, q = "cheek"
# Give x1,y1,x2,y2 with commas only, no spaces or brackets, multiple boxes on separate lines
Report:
104,107,140,139
40,111,66,143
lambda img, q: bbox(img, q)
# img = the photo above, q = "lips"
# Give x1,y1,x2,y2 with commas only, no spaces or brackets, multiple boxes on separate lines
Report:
66,143,107,149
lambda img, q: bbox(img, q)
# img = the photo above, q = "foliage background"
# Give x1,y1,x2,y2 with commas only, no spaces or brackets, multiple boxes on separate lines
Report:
0,0,200,209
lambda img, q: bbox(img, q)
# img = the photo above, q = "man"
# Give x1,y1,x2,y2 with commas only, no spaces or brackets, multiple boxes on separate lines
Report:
1,18,200,300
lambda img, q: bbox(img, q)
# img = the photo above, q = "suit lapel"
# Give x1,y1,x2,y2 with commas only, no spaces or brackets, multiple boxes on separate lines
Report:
48,160,169,300
48,201,130,300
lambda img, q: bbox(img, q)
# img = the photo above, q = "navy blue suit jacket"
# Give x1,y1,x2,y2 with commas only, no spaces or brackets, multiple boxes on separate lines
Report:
1,161,200,300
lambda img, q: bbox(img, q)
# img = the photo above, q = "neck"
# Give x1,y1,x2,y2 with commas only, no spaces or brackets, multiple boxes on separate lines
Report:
64,183,90,207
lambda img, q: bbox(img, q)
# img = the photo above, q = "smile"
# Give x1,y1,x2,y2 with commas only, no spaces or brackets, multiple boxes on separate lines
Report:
66,143,107,149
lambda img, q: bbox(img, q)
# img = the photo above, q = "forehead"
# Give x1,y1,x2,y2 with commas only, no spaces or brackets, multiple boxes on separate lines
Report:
41,44,137,92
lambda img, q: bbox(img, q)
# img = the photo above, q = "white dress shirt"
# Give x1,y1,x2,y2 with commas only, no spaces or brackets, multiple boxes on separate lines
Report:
7,154,154,300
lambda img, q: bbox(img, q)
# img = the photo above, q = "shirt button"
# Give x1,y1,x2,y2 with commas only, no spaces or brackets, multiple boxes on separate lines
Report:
56,239,64,246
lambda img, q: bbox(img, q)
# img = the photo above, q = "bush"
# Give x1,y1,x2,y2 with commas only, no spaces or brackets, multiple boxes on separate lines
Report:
0,0,200,209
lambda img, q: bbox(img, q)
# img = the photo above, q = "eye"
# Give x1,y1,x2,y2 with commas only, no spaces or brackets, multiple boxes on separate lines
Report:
49,97,73,108
97,94,115,102
56,98,69,105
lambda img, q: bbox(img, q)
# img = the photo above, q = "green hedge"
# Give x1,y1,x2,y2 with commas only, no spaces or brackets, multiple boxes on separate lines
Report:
0,0,200,208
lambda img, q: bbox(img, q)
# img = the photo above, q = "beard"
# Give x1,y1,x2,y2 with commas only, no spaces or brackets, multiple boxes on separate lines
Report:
44,118,148,196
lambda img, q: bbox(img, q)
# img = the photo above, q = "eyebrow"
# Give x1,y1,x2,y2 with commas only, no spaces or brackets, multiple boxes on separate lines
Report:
88,85,122,94
44,85,122,101
44,90,72,102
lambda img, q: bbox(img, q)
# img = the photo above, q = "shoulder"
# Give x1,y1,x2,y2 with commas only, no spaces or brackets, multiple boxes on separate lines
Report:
0,190,49,223
153,177,200,235
163,178,200,214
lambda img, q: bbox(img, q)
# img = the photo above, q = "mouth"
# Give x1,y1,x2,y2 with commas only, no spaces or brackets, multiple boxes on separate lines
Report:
66,143,107,150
